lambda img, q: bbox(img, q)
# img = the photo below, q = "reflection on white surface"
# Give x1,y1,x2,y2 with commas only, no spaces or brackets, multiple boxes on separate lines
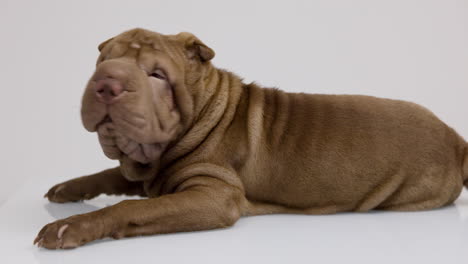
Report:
1,181,468,264
44,202,100,219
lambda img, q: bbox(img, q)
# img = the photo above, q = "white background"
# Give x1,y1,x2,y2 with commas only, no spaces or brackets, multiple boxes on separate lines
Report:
1,0,467,203
1,0,468,263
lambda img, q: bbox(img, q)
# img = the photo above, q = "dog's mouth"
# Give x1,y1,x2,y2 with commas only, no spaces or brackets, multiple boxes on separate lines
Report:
96,115,164,164
96,115,112,129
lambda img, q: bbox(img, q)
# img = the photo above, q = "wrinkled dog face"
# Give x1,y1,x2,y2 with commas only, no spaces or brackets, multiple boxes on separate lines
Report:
81,29,214,172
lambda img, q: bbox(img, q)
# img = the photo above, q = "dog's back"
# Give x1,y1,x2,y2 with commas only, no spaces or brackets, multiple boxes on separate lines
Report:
236,84,467,213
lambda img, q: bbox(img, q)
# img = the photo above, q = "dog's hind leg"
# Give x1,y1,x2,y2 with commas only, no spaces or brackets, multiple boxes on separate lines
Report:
376,169,464,211
463,143,468,188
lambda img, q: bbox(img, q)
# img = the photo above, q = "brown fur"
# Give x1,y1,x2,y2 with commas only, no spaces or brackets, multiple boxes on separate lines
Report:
34,28,468,249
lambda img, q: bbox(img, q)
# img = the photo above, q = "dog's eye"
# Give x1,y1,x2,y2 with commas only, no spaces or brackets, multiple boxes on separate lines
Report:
150,70,166,80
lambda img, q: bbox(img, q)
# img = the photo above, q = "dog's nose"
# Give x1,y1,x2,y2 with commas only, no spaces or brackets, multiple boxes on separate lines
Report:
94,78,124,104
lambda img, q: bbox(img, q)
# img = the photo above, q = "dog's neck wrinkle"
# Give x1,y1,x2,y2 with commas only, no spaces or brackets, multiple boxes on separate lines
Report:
193,65,222,121
159,67,243,170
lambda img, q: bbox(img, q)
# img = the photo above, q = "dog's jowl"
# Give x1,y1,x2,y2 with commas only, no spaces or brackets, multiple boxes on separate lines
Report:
34,28,468,249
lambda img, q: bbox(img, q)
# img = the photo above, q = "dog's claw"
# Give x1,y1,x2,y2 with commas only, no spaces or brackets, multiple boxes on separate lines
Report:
57,224,69,239
34,237,43,247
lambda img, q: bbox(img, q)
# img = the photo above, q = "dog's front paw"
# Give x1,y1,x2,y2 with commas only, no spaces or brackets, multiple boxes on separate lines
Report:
44,180,96,203
34,215,101,249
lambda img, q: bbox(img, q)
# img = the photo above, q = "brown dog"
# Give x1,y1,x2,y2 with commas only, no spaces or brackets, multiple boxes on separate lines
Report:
34,28,468,249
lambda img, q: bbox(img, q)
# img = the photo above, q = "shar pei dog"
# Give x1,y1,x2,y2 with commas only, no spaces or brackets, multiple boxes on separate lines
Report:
35,28,468,249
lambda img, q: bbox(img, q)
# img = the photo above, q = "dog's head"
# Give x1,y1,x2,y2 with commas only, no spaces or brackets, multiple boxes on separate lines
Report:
81,28,215,180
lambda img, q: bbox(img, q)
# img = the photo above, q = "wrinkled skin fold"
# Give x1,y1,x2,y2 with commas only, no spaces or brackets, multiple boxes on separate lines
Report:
35,28,468,249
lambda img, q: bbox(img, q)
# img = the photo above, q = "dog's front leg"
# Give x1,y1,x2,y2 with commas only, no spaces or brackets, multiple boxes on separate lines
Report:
35,176,244,249
44,167,146,203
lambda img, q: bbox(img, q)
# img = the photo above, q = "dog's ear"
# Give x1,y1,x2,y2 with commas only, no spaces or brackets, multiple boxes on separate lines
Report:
98,37,114,52
176,32,215,62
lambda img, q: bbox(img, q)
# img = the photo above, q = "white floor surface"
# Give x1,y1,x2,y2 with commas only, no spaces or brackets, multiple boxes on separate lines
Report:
2,180,468,264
